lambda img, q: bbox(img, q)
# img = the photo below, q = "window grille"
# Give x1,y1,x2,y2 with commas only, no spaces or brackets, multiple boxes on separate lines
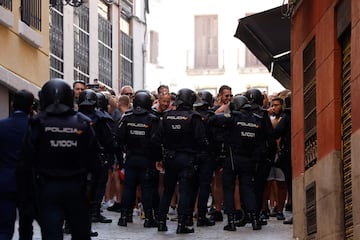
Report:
303,38,317,170
306,182,317,237
98,15,112,87
0,0,12,10
21,0,41,31
73,5,89,83
120,31,133,86
50,6,64,79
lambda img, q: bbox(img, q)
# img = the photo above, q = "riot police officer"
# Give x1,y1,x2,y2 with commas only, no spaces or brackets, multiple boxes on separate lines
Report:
16,79,97,240
245,88,276,225
115,90,161,228
192,91,216,227
78,89,114,224
208,94,263,231
157,88,208,234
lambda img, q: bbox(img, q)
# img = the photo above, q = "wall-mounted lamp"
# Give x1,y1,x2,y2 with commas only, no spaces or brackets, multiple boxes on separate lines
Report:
281,0,296,18
50,0,114,8
50,0,84,7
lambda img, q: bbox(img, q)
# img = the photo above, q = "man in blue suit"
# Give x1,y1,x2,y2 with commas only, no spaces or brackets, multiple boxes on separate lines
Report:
0,89,34,240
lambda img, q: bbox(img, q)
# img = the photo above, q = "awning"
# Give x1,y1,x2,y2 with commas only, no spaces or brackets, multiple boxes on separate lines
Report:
234,5,291,89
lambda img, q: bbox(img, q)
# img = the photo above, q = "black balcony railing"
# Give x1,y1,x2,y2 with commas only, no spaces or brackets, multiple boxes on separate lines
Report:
0,0,12,10
21,0,41,31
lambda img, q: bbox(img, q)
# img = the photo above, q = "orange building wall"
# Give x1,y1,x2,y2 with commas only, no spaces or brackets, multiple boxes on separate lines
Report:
291,0,341,178
351,0,360,131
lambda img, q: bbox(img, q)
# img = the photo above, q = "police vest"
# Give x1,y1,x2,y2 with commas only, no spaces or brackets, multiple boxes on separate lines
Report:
228,111,259,157
34,112,93,177
162,110,198,151
120,112,158,156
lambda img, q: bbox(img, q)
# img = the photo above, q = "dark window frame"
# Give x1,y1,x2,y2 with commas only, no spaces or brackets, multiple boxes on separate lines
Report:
1,0,12,10
21,0,41,31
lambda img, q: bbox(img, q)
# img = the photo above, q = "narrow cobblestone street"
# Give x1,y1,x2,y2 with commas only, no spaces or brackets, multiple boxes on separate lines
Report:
13,208,294,240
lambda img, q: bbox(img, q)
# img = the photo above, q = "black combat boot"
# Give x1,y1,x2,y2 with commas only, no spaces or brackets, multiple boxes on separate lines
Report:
185,214,194,227
157,214,168,232
235,210,250,227
176,215,194,234
197,212,215,227
223,214,236,231
144,209,157,228
91,204,112,223
250,212,262,230
117,209,128,227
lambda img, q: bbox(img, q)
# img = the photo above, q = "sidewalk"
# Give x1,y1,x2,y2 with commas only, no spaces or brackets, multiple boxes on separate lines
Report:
12,208,294,240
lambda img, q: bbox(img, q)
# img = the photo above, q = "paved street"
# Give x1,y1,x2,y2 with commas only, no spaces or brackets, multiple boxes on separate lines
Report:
12,208,294,240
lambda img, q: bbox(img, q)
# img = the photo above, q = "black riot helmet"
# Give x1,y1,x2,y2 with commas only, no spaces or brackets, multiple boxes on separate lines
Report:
230,95,251,111
133,90,152,114
245,88,264,106
96,92,108,111
198,90,214,107
78,89,97,107
39,78,74,115
174,88,196,108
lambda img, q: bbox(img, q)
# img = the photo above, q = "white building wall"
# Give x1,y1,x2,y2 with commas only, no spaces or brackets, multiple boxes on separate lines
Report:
131,0,147,91
89,1,99,82
111,4,120,93
146,0,285,95
63,6,74,87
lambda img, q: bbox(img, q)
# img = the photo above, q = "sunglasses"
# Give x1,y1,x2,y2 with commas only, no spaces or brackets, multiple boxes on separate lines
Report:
224,94,233,98
123,92,133,96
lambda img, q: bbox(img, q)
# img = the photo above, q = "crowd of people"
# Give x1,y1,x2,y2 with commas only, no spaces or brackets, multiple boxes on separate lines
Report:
0,78,292,239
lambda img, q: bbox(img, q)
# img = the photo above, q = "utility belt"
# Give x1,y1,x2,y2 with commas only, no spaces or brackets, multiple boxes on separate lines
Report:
163,148,195,160
34,171,86,185
230,146,253,158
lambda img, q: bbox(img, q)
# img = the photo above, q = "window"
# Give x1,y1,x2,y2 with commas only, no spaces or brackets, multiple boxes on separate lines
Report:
1,0,12,10
21,0,41,31
120,31,133,87
73,5,89,83
303,38,317,170
150,30,159,64
194,15,218,69
98,14,112,87
50,5,64,79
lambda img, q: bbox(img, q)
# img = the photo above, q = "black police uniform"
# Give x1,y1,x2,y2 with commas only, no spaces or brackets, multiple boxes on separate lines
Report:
79,105,115,224
249,104,276,217
209,105,264,231
157,104,208,233
149,106,170,222
115,107,161,228
17,80,97,240
192,106,216,226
